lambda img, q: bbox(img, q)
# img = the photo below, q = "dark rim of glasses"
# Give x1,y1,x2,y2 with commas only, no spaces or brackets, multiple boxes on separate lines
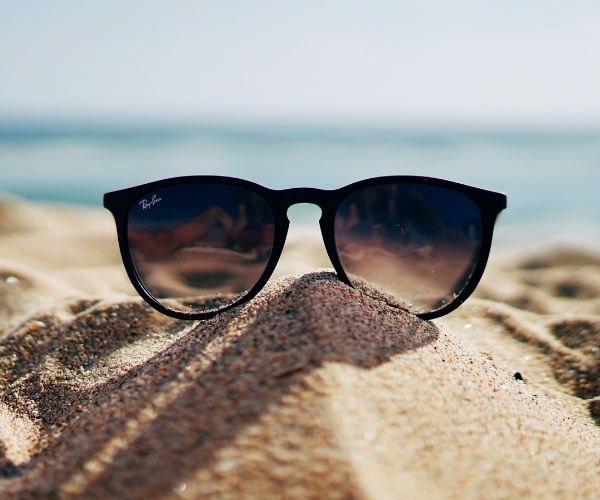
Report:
104,175,507,321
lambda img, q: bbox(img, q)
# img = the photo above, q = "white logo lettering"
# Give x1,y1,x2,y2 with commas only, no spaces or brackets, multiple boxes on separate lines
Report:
139,194,162,209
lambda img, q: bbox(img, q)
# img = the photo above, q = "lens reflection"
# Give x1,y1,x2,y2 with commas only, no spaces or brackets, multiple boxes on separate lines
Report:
334,184,482,314
127,183,274,313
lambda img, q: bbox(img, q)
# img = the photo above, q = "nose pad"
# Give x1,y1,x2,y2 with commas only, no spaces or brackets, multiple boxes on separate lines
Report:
270,203,331,280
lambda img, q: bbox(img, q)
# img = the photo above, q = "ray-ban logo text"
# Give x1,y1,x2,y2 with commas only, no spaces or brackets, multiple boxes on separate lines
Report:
139,195,162,210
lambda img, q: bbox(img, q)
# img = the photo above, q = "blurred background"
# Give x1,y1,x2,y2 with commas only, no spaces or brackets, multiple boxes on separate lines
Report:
1,0,599,245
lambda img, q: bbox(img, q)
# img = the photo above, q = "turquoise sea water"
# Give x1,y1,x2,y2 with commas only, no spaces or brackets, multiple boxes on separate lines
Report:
1,122,599,245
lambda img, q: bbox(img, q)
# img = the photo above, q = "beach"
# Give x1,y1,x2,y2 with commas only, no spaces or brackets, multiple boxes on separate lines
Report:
1,199,600,499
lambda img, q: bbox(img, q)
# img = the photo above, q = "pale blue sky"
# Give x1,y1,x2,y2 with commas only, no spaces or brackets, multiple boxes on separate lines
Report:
1,1,599,126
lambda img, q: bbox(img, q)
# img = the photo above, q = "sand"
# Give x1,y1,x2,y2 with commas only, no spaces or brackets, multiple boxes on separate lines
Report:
1,199,600,499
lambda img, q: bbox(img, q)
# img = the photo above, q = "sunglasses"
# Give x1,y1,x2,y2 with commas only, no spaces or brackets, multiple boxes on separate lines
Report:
104,176,506,320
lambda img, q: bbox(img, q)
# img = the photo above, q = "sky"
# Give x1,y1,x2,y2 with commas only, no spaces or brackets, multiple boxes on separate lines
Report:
1,1,600,126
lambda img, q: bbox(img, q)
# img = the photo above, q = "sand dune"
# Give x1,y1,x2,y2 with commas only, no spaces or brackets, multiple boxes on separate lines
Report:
1,200,600,499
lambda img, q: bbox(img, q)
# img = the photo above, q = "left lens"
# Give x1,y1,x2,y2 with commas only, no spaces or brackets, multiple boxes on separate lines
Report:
127,183,275,314
334,183,483,314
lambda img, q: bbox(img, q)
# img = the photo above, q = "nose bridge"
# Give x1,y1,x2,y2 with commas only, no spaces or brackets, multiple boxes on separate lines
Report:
277,187,330,210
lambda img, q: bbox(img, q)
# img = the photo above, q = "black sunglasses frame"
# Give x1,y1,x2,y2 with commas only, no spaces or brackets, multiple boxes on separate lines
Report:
104,175,506,321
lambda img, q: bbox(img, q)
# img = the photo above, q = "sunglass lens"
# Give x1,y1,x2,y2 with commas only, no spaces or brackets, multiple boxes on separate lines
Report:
127,183,275,314
334,183,483,314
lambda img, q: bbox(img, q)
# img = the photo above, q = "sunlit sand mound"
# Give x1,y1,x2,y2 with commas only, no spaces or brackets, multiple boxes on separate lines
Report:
0,272,598,499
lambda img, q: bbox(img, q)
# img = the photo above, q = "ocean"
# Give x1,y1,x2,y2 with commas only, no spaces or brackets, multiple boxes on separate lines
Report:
1,122,599,246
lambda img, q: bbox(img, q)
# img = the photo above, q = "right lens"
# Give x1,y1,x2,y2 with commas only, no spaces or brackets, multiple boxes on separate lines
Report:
127,183,275,314
334,183,483,314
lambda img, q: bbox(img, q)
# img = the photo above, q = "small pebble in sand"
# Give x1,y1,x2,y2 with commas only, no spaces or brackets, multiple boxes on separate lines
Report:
29,320,46,331
364,430,377,441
